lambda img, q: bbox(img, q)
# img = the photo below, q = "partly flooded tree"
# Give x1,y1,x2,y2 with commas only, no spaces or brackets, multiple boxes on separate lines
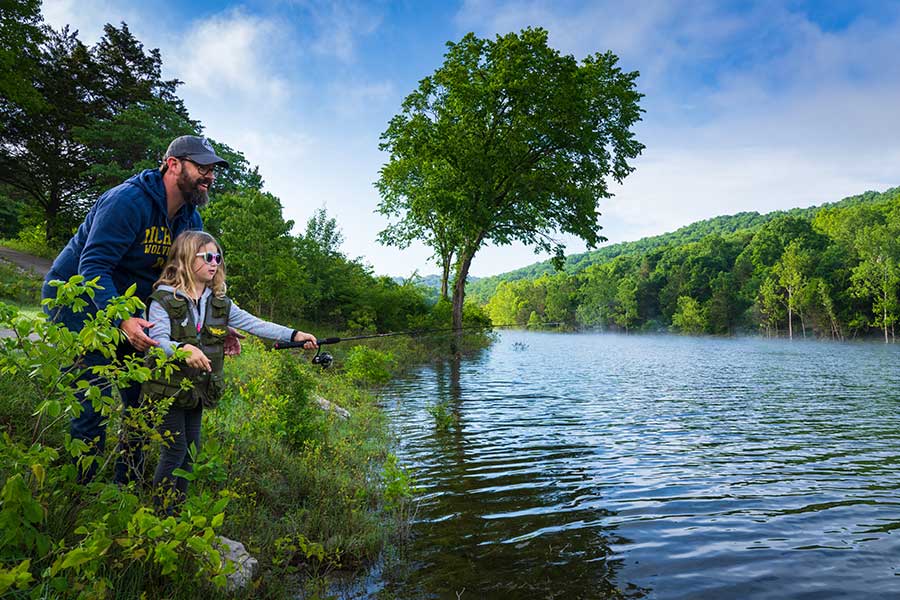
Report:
377,27,644,345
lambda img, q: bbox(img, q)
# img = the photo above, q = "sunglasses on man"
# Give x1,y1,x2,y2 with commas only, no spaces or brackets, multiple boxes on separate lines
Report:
180,158,217,177
196,251,223,265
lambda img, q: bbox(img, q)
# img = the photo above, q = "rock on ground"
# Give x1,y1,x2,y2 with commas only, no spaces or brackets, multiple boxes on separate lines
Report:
314,394,351,419
216,536,259,592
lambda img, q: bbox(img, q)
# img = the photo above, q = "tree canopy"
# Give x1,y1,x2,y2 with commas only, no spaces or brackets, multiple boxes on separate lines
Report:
0,22,196,240
377,27,644,339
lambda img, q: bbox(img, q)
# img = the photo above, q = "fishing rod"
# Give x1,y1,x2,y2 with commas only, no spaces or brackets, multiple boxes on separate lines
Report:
273,322,564,368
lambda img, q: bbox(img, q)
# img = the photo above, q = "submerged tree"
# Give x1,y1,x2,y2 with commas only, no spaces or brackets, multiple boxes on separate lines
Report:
377,27,644,345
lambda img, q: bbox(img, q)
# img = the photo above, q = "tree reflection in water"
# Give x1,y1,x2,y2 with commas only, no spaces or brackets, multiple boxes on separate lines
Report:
381,357,649,600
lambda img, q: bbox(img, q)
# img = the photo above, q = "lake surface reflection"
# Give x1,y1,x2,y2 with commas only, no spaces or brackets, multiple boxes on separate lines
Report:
375,331,900,599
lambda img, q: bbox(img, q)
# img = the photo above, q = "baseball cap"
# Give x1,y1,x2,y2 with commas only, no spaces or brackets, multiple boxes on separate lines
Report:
163,135,229,167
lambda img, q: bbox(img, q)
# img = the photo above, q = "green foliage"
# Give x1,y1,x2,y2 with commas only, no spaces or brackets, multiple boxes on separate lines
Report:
203,189,305,322
0,260,41,305
0,0,44,112
426,401,455,432
378,27,644,335
468,186,900,303
0,280,235,597
272,533,341,578
475,186,900,339
0,194,25,238
380,454,420,541
0,21,196,241
204,197,433,335
671,296,706,334
1,224,58,258
344,346,396,386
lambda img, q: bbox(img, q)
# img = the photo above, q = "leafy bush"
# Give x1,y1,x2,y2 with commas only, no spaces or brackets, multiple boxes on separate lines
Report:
0,279,234,597
0,261,41,306
0,224,59,259
228,347,324,450
343,346,396,386
381,454,420,542
426,400,455,432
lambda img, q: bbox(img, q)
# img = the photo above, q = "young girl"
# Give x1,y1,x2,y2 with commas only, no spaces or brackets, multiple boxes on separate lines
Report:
143,230,316,509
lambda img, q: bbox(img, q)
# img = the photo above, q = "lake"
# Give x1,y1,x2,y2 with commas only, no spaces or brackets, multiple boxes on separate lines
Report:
372,330,900,599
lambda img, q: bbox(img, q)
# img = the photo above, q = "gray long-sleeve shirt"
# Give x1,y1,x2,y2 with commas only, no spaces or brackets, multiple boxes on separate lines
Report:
147,285,294,356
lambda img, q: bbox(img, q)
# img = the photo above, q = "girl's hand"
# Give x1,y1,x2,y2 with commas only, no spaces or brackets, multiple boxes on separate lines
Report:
182,344,212,372
292,331,318,349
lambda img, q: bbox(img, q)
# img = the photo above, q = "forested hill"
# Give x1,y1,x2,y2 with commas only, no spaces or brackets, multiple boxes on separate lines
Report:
467,187,898,303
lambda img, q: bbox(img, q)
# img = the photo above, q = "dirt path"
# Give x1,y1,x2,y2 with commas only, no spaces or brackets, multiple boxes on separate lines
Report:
0,246,52,339
0,246,52,276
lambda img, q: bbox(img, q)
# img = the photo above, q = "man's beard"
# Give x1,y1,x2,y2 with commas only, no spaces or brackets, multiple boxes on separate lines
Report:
177,172,211,208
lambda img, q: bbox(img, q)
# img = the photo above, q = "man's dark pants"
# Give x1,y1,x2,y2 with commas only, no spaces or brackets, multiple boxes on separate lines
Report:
42,277,145,484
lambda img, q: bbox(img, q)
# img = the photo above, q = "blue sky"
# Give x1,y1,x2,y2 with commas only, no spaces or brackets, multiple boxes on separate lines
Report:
41,0,900,277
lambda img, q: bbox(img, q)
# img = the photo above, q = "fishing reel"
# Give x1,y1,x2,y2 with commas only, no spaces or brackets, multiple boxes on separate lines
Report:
273,338,340,368
311,348,334,368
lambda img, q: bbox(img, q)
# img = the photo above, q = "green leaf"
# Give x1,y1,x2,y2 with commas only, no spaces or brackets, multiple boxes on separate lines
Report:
58,548,93,572
172,468,196,481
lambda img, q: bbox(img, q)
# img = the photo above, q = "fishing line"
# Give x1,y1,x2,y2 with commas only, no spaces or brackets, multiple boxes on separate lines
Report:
273,322,564,368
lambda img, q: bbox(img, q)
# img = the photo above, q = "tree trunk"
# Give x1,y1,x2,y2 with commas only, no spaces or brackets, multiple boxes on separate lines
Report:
450,251,475,355
787,305,793,340
45,190,61,242
440,259,450,301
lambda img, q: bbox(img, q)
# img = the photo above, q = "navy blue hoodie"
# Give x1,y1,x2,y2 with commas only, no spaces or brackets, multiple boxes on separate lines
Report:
47,169,203,312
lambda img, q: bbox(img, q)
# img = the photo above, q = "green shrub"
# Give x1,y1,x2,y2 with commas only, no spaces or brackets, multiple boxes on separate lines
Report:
1,224,59,259
0,261,41,306
426,400,455,432
0,280,234,598
381,454,419,541
343,345,396,386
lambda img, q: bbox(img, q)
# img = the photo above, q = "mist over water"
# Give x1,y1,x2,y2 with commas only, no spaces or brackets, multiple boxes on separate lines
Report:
376,331,900,599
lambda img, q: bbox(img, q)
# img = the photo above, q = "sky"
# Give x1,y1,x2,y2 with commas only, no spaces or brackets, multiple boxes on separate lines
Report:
40,0,900,278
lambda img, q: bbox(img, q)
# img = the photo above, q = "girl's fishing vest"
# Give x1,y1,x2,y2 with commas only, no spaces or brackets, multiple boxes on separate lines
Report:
141,289,231,409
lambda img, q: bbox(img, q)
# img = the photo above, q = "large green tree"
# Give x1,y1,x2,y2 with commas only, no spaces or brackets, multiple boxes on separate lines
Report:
850,223,900,343
773,239,812,340
0,0,44,112
377,27,644,343
0,22,195,240
203,189,306,321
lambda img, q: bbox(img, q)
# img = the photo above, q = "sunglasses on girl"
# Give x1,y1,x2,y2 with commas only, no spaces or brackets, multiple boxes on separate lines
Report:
196,251,223,265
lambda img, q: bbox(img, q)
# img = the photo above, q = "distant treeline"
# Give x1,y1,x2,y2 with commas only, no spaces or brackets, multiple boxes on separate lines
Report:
469,187,900,340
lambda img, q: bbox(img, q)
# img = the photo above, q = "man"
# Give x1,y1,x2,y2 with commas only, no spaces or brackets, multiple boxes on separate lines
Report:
43,135,229,483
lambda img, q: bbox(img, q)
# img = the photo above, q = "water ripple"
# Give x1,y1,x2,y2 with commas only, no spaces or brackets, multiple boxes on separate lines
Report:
377,332,900,599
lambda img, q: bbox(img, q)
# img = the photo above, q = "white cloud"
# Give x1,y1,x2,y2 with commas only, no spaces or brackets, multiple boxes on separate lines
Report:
41,0,141,42
167,9,290,104
299,0,383,62
446,0,900,278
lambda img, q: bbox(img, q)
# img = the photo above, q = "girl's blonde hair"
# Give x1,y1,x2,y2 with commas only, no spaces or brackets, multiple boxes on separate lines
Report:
154,230,227,298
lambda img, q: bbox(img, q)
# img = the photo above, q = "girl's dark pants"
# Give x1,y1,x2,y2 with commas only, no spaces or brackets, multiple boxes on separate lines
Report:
42,277,145,484
152,403,203,510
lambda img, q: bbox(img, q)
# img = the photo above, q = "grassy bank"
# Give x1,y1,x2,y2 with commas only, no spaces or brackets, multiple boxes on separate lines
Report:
0,284,413,598
0,269,490,598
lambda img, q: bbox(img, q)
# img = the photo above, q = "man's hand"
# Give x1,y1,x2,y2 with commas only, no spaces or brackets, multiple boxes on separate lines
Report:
224,326,246,356
292,331,318,349
120,317,158,352
182,344,212,372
